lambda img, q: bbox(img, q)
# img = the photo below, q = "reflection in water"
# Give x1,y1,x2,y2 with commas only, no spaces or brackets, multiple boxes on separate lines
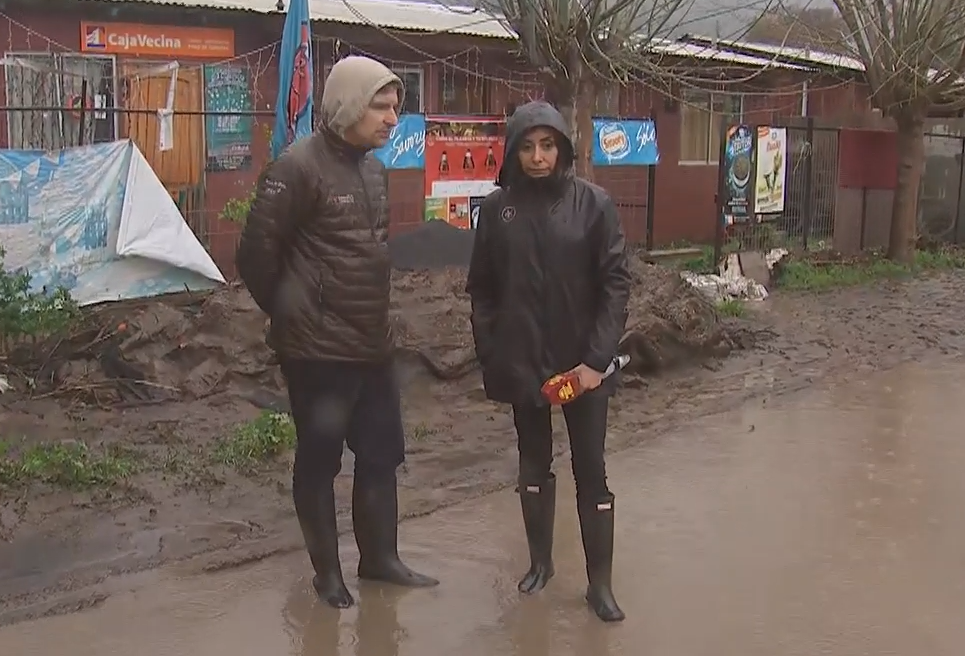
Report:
281,575,409,656
354,584,406,656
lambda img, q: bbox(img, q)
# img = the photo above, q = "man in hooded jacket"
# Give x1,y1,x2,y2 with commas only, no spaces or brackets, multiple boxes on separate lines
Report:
236,56,438,610
466,101,632,622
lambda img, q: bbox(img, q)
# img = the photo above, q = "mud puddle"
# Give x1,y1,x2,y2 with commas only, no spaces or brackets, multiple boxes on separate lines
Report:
4,360,965,654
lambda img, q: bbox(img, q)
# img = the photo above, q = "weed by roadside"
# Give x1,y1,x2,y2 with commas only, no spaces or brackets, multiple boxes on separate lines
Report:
716,298,747,318
216,411,296,471
774,249,965,291
0,439,136,488
408,422,437,442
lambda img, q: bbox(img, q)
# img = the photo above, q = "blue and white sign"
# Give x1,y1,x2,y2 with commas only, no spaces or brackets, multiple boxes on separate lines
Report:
592,119,659,166
0,140,225,306
373,113,426,169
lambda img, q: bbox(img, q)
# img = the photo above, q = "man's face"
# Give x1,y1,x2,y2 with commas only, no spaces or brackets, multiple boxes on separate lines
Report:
345,84,400,149
518,126,559,178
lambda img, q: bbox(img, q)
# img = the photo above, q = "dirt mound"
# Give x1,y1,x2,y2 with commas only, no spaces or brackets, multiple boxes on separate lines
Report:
620,255,745,375
1,286,280,405
0,254,754,405
389,220,476,270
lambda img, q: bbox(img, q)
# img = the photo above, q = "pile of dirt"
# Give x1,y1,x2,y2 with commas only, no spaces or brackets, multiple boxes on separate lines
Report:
0,255,754,405
1,286,280,406
389,220,476,270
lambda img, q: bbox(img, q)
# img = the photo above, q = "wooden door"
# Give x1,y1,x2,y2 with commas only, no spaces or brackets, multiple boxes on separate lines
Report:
121,63,205,189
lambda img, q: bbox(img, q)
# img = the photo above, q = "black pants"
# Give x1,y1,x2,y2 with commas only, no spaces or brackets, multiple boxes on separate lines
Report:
281,359,406,486
512,388,611,502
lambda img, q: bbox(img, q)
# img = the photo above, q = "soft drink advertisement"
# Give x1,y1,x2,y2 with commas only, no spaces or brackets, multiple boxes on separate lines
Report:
423,115,505,229
592,119,659,166
373,113,426,169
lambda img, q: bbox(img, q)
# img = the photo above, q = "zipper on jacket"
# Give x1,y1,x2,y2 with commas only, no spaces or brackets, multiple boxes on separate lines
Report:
356,163,379,242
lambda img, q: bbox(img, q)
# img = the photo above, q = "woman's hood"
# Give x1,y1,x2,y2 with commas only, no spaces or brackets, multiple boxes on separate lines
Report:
497,101,574,188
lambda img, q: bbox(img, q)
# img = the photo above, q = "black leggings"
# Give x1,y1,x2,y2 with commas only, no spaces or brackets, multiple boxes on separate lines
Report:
511,388,611,502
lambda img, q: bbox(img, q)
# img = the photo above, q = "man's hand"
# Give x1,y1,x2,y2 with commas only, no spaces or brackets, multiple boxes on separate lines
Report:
567,363,605,391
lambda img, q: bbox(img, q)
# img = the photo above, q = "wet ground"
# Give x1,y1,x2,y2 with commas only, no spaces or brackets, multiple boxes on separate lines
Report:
5,271,965,622
3,358,965,654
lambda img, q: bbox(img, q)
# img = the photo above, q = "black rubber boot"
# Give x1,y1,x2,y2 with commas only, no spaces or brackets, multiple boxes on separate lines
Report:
293,480,355,609
517,473,556,594
352,470,440,588
577,494,625,623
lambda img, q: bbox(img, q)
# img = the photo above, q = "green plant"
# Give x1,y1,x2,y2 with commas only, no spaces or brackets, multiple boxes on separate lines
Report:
219,187,257,225
0,439,136,488
0,247,79,340
773,248,965,291
716,298,747,317
216,411,297,470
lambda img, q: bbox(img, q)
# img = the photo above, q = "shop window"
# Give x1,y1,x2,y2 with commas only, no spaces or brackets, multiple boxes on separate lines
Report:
3,53,117,149
679,90,744,164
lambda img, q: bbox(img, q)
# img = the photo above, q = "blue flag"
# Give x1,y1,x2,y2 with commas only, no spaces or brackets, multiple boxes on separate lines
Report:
271,0,313,160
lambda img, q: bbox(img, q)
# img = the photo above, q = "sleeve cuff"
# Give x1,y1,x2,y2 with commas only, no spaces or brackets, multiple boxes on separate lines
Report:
582,351,612,374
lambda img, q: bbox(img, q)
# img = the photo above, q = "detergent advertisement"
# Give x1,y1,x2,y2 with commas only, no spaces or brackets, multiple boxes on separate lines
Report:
592,119,659,166
423,115,505,229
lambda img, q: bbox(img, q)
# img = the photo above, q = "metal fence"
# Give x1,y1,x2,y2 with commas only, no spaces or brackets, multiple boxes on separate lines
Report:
716,118,840,257
921,122,965,245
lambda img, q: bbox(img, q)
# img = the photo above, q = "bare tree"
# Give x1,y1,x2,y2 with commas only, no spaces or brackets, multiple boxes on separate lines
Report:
746,3,850,52
468,0,775,179
827,0,965,262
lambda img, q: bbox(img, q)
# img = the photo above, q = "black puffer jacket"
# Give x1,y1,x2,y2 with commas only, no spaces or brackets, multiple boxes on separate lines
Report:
465,101,632,406
236,129,392,362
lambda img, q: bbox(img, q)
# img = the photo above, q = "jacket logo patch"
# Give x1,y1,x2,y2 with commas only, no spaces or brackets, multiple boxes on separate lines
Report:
501,206,516,222
333,193,355,205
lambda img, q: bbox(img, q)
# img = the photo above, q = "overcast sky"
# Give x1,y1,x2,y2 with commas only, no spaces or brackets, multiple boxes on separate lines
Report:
398,0,835,41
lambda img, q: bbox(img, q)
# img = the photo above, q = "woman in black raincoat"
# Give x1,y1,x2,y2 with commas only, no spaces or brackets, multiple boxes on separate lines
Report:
465,101,631,622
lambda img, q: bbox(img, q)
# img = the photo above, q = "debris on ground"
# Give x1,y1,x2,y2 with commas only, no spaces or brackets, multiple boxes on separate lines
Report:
681,248,789,304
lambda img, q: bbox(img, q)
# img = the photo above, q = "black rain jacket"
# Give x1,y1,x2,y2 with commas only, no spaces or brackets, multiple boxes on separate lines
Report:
465,101,632,406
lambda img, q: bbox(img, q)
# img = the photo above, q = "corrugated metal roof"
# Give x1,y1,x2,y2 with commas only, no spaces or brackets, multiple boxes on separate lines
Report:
85,0,515,39
682,35,865,71
650,39,813,71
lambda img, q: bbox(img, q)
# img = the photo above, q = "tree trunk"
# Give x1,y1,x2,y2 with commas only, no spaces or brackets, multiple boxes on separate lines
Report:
574,77,596,182
887,109,925,264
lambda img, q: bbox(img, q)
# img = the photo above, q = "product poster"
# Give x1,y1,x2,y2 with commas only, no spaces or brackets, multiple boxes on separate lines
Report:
423,115,504,228
591,119,659,166
203,64,253,171
753,126,787,214
721,124,754,225
372,113,426,169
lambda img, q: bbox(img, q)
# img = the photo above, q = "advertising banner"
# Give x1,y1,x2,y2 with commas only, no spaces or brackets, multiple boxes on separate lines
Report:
753,126,788,214
203,64,253,172
721,125,754,225
0,140,224,306
423,115,504,229
80,22,234,58
592,119,660,166
373,114,426,170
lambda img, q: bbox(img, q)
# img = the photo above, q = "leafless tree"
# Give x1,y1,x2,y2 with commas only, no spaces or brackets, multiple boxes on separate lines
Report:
474,0,772,178
826,0,965,262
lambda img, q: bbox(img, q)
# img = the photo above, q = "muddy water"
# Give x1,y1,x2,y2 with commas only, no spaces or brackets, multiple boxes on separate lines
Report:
5,360,965,654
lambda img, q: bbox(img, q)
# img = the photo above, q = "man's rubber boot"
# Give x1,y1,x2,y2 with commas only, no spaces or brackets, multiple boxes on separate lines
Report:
294,480,355,608
352,470,440,588
577,494,625,622
517,473,556,594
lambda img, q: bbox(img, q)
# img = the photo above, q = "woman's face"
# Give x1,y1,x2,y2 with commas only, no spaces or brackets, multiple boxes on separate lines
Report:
517,127,559,178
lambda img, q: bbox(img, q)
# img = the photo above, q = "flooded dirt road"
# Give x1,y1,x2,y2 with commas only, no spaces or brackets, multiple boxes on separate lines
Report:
4,358,965,654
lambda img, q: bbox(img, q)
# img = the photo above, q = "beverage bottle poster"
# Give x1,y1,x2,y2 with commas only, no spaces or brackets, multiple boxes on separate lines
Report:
423,116,505,229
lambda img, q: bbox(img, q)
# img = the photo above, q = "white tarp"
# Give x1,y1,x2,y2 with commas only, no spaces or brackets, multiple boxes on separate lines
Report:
0,139,224,306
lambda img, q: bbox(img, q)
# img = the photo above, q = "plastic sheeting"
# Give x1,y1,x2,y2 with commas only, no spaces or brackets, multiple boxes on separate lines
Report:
0,140,224,306
681,249,788,304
